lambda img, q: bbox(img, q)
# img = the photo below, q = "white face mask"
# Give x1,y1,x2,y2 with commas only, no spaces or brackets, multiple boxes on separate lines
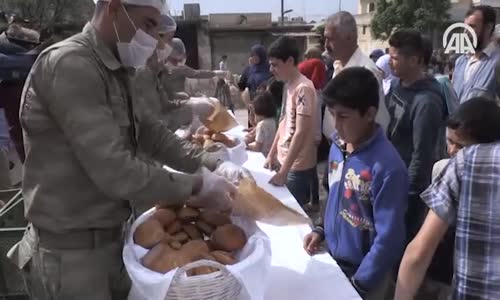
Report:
114,6,158,68
157,43,173,63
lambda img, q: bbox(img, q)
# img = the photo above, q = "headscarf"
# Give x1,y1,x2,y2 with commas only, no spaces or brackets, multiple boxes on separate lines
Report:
376,54,396,95
369,48,385,63
299,58,327,90
247,45,272,94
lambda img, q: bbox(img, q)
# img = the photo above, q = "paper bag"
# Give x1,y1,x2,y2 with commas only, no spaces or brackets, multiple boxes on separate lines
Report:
203,99,238,133
233,179,311,226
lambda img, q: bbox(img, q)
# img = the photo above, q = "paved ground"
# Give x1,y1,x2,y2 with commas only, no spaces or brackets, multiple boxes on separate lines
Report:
234,109,327,225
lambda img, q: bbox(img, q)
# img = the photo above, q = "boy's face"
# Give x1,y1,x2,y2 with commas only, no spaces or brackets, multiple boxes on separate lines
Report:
446,128,474,156
389,47,419,79
328,104,376,145
269,57,294,82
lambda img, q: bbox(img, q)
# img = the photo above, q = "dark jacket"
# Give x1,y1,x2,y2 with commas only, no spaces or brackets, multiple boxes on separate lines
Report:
386,76,446,239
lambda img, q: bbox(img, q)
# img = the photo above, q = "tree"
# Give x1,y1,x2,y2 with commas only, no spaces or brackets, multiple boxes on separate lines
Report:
0,0,93,36
371,0,451,40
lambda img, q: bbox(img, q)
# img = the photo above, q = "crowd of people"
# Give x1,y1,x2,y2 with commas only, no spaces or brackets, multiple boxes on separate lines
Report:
0,0,499,299
232,4,500,300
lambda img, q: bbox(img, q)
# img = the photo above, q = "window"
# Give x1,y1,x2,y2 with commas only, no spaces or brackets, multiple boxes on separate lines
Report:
368,2,375,12
363,25,367,35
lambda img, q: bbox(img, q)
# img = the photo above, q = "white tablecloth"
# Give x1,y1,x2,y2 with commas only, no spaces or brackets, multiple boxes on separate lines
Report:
226,126,360,300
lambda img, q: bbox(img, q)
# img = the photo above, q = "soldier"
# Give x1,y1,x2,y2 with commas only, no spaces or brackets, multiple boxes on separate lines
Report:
134,14,194,131
7,0,236,299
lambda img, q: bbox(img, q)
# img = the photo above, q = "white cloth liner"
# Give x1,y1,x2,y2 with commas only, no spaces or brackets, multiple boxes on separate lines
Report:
124,207,272,300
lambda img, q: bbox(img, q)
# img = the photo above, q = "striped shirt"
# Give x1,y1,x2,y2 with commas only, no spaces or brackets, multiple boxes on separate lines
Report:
421,143,500,299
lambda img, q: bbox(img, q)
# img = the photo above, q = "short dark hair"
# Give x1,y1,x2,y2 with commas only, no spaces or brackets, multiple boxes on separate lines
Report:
222,55,228,59
253,91,277,118
466,5,497,35
268,36,300,65
389,29,424,60
447,97,500,143
322,67,379,115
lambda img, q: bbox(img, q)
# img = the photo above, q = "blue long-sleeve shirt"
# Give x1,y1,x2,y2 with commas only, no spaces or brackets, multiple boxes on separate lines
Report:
324,126,408,290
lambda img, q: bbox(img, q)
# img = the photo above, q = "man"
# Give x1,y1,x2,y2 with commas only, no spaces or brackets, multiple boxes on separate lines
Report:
395,98,500,300
134,14,194,132
452,5,500,103
8,0,235,298
264,36,319,207
322,11,390,139
386,29,447,241
219,54,228,71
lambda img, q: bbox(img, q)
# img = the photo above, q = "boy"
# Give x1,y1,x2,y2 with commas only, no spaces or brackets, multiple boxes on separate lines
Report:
264,36,319,207
304,67,408,299
396,98,500,300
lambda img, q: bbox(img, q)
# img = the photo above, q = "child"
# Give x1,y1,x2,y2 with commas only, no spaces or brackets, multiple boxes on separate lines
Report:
303,67,409,298
265,36,319,207
246,92,277,157
214,78,234,113
405,98,500,299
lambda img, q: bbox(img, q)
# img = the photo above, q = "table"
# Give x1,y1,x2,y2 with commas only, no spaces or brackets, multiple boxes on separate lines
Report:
226,127,361,300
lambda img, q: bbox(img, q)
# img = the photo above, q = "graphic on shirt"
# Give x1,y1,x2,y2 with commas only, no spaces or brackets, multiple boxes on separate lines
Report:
340,168,374,231
298,93,306,107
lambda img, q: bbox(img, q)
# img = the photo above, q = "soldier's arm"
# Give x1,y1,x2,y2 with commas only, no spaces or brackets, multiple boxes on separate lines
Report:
179,65,216,79
41,53,196,206
137,117,216,172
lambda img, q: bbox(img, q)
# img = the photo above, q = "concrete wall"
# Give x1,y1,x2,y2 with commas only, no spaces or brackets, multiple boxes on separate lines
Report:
197,22,212,70
209,31,307,74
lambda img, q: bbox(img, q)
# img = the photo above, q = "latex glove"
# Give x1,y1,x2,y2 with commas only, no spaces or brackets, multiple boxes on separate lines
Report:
187,97,216,120
214,161,255,185
204,142,230,163
189,167,236,211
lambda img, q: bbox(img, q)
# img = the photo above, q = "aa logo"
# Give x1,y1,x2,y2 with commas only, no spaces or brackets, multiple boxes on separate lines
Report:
443,23,478,54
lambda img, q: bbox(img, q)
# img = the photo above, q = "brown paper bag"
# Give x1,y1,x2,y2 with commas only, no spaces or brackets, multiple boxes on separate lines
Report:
232,179,311,226
202,99,238,133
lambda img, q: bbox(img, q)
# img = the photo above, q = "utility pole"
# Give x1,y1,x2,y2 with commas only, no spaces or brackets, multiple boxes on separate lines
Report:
339,0,342,11
281,0,284,26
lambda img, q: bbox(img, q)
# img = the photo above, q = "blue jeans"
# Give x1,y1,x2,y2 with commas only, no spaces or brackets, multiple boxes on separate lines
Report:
286,167,317,206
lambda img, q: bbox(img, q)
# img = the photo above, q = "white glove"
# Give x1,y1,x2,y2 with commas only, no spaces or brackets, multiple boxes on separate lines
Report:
187,97,216,120
215,161,254,185
190,167,237,211
204,142,230,163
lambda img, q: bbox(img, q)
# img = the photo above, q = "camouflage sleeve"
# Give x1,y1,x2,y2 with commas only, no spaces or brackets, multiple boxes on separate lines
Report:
178,65,216,79
137,117,220,172
42,53,194,205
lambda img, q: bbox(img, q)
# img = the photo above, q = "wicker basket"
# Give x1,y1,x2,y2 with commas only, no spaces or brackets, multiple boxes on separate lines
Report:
166,260,242,300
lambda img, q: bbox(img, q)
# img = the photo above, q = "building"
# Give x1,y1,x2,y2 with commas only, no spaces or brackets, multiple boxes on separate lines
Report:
175,4,318,74
354,0,388,54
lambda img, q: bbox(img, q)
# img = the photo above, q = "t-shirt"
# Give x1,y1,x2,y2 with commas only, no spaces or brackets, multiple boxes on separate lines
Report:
255,118,277,157
277,74,318,171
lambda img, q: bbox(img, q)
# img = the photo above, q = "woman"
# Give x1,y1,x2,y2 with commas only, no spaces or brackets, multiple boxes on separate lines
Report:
376,54,396,96
238,45,272,127
298,58,327,211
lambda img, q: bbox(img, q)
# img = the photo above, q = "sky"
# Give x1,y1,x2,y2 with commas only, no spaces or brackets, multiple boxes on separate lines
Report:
168,0,358,22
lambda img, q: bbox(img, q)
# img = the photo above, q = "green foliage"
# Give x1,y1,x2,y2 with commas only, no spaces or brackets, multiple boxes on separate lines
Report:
371,0,451,40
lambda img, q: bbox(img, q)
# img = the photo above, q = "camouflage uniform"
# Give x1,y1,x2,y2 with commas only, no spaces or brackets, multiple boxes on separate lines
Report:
8,23,217,299
134,62,193,131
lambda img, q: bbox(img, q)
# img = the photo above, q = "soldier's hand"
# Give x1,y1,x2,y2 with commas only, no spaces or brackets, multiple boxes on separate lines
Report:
187,97,216,121
189,167,236,211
